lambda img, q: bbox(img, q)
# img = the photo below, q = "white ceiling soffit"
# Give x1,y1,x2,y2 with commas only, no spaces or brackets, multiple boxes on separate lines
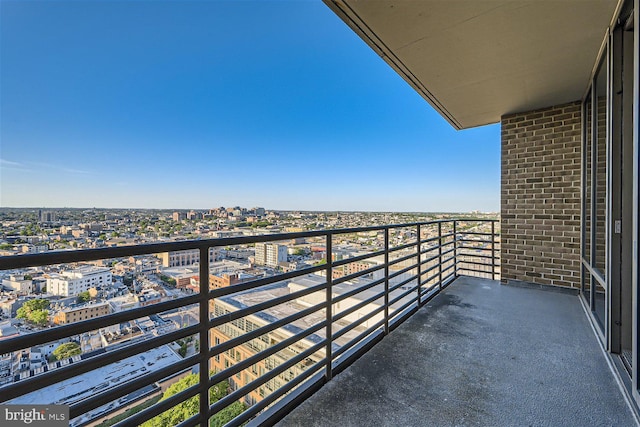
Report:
324,0,619,129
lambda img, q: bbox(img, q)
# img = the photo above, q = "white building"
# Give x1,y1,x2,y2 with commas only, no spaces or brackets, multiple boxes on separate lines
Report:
254,243,288,268
47,266,112,297
156,248,216,268
2,275,34,295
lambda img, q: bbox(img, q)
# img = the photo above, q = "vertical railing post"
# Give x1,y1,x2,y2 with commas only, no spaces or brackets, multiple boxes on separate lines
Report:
384,227,389,335
325,233,333,381
199,246,211,426
491,220,496,280
453,220,458,278
438,222,443,290
416,224,422,306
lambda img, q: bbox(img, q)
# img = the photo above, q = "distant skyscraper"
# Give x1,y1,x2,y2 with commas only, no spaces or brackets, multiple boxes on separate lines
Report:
172,211,187,221
38,210,56,223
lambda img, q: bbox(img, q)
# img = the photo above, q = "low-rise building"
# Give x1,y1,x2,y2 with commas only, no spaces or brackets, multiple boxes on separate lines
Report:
52,301,111,325
2,275,34,295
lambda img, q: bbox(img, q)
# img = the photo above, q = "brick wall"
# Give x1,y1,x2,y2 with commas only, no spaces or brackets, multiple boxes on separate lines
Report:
501,101,581,288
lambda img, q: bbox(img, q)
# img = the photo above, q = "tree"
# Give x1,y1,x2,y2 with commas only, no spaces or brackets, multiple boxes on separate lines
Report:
141,374,243,427
77,291,91,303
210,402,246,427
16,299,50,326
30,310,49,326
52,342,81,361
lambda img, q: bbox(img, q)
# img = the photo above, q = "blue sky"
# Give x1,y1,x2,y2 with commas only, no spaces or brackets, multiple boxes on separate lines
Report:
1,0,499,212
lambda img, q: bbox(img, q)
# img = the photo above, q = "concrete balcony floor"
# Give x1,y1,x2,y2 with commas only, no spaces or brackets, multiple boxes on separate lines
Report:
277,276,638,426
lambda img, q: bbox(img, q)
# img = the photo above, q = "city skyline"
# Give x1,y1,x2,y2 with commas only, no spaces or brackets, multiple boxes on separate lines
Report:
1,0,500,212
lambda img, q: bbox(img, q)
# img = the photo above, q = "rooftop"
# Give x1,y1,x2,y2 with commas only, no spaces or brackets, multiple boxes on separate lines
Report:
277,276,638,426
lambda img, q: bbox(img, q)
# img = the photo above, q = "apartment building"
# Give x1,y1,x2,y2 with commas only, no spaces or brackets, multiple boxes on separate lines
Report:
209,284,326,405
52,301,111,325
47,266,112,297
156,248,217,268
1,275,33,295
254,243,288,268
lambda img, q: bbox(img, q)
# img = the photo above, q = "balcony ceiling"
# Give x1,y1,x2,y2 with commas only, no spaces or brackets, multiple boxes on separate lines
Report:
324,0,619,129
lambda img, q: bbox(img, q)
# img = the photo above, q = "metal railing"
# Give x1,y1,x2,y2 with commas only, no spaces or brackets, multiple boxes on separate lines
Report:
0,219,499,427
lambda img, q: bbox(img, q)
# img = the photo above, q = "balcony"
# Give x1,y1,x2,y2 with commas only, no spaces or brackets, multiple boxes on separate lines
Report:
276,275,637,426
4,218,625,426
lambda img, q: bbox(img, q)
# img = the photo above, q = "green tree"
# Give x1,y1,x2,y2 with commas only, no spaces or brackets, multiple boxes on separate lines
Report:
77,291,91,303
210,401,246,427
30,310,49,326
141,374,243,427
52,342,81,361
16,299,50,326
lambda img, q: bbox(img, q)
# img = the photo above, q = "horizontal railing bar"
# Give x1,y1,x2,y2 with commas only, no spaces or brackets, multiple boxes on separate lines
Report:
441,263,455,276
389,297,418,320
109,380,200,427
388,262,417,280
420,232,455,245
333,319,385,359
227,361,325,427
331,278,384,304
333,264,385,286
440,255,455,265
457,245,493,251
1,323,200,403
388,241,418,253
457,257,499,265
388,286,416,307
209,264,327,299
441,247,456,258
70,356,197,418
332,249,386,267
419,245,439,255
389,275,417,293
208,341,325,416
457,252,495,260
442,271,456,285
332,291,385,323
456,242,498,248
209,302,326,358
208,320,326,389
332,304,385,341
388,252,418,268
458,260,497,268
420,262,440,276
420,252,440,266
420,283,439,297
1,294,201,354
423,270,442,285
457,231,495,237
209,282,327,328
458,268,496,275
